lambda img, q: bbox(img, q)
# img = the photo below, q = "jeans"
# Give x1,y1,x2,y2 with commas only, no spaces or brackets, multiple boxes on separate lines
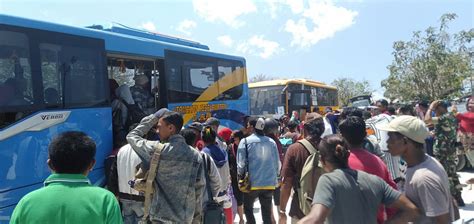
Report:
120,198,144,224
243,190,274,224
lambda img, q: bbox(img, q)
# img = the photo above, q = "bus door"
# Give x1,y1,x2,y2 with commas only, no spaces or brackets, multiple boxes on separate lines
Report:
288,89,311,118
107,56,166,112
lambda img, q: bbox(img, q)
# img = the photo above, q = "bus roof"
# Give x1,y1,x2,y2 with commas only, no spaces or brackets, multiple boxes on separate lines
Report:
0,14,245,62
249,79,337,90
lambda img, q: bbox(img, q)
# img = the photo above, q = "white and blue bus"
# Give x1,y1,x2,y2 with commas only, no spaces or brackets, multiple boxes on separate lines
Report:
0,14,248,220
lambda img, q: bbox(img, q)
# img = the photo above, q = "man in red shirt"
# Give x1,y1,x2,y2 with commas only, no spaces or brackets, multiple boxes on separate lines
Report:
339,116,398,224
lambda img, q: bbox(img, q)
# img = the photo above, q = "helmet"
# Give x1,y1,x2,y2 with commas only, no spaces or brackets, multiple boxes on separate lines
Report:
263,118,279,135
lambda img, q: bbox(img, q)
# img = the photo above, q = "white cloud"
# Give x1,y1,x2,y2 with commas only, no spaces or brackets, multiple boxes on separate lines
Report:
284,0,358,48
237,35,281,59
140,21,157,32
192,0,257,28
285,0,305,14
217,35,234,47
176,20,197,36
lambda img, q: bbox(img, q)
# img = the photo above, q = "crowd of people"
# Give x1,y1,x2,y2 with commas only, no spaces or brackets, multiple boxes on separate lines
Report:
9,96,474,224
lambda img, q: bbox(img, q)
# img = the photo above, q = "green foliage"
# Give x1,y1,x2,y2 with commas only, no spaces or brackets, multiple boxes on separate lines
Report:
382,13,473,102
249,73,275,83
331,78,372,106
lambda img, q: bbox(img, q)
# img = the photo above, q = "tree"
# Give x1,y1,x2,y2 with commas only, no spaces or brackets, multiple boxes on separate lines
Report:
382,13,473,102
249,73,275,83
331,78,372,106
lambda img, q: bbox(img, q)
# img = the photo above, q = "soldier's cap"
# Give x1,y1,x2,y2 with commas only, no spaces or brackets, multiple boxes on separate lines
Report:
437,101,450,109
205,117,220,126
188,122,203,132
378,115,429,144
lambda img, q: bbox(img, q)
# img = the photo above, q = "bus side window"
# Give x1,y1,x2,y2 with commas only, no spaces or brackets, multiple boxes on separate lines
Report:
0,30,34,129
40,43,62,107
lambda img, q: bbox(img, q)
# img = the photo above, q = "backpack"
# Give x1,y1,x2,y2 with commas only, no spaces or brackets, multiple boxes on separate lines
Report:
279,137,293,154
129,142,165,224
112,100,128,144
104,154,119,195
296,139,323,215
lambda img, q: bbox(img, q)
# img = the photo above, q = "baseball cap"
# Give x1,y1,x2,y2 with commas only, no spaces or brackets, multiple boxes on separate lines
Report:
188,122,203,132
255,118,265,131
154,108,170,118
205,117,220,126
378,115,429,144
218,127,232,143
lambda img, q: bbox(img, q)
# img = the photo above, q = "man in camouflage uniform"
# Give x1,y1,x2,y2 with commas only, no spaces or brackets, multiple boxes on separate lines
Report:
425,100,464,206
130,75,154,113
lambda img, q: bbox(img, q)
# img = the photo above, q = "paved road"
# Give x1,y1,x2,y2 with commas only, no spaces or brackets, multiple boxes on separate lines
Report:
234,170,474,224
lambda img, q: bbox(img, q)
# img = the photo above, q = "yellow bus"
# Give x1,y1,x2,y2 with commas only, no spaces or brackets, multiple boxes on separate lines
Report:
248,79,338,116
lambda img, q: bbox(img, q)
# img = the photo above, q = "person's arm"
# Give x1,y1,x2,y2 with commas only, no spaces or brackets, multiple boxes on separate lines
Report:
236,138,248,176
206,154,223,197
385,194,419,224
279,176,293,223
433,213,451,224
193,158,206,224
297,204,330,224
126,114,160,169
279,145,297,223
106,193,124,224
425,101,439,125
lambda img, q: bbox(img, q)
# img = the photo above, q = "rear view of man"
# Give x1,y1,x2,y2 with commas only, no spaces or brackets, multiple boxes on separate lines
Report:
10,131,122,224
237,118,279,224
279,113,326,224
127,109,205,223
339,116,397,223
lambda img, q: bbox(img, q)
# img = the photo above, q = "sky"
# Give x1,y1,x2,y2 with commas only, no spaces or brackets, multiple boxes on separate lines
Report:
1,0,473,98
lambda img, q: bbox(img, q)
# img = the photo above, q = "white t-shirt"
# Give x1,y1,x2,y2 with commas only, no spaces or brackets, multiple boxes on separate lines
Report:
405,155,454,224
117,144,142,195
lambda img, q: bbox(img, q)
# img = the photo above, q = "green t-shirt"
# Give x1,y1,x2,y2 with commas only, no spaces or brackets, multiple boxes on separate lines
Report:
10,173,123,224
312,169,401,224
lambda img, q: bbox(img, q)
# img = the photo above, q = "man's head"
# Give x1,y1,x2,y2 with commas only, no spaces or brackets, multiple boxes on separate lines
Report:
387,106,396,116
340,107,363,121
338,116,366,147
263,118,279,137
188,122,203,137
134,75,149,87
434,101,449,116
205,117,220,132
253,117,266,136
376,99,389,112
245,116,257,135
303,112,325,139
48,131,96,174
287,120,298,131
418,100,429,111
180,128,197,147
398,104,415,116
380,115,429,158
158,111,183,141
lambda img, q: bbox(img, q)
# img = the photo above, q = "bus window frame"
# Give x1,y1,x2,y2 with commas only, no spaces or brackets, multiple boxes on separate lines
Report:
0,24,109,118
164,50,244,103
